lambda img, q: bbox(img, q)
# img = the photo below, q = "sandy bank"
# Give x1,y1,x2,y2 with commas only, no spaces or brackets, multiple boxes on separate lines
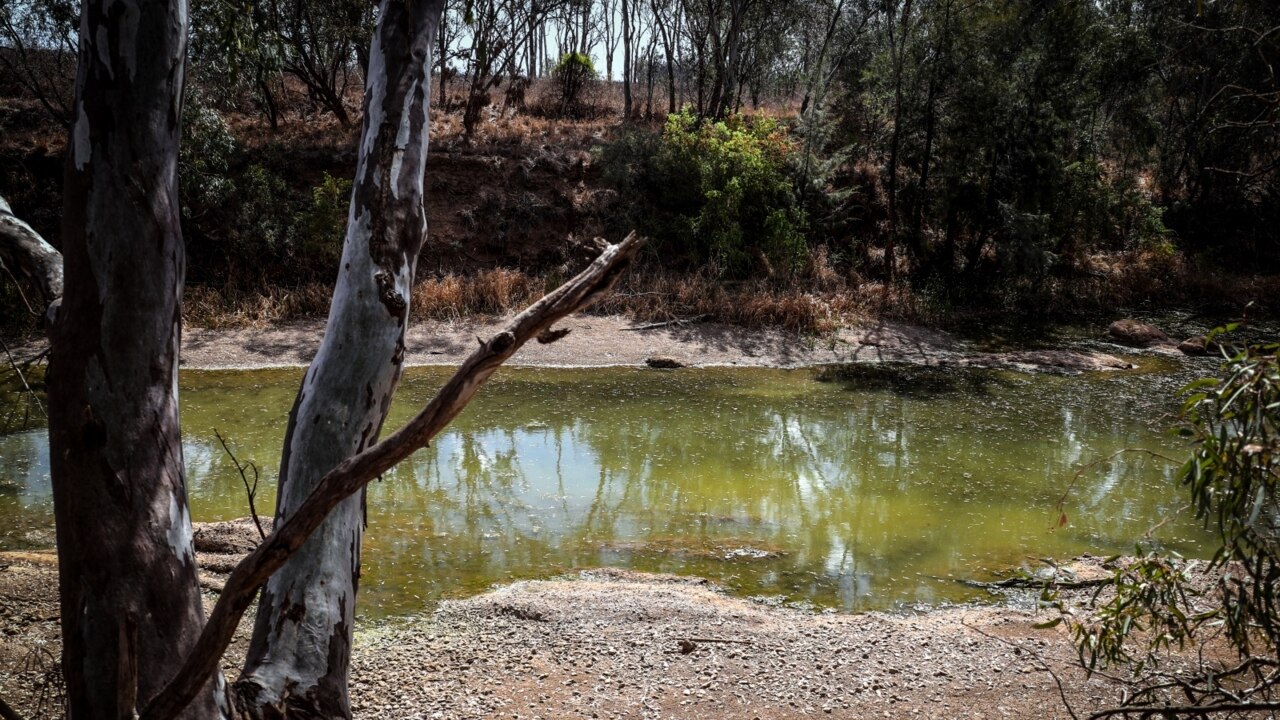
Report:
168,315,1137,373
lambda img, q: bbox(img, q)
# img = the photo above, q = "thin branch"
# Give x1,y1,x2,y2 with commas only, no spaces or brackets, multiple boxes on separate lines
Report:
0,336,46,420
1054,448,1180,521
140,231,643,720
960,620,1081,720
213,430,266,541
1088,702,1280,719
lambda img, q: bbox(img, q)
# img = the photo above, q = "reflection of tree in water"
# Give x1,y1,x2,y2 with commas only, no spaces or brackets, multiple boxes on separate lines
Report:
296,367,1205,615
0,366,1207,614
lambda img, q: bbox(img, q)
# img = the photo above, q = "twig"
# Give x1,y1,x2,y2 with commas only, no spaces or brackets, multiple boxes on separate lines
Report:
1053,448,1180,523
141,231,644,720
1088,702,1280,718
213,430,265,541
0,695,26,720
0,336,46,420
622,314,711,331
960,620,1081,720
955,577,1112,590
0,258,37,316
683,637,753,645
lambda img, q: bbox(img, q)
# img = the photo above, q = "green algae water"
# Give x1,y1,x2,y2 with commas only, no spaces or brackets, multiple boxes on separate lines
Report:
0,362,1213,618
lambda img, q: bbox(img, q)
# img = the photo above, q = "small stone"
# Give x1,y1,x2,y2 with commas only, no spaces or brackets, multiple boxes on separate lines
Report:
1178,335,1219,356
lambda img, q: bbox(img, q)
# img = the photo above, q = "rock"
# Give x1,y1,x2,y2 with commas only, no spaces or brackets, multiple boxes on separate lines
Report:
1106,319,1169,347
645,356,684,369
997,350,1136,373
1178,335,1218,356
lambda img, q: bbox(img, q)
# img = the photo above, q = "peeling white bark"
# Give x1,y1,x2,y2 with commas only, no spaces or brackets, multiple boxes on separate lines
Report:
166,494,194,566
0,193,62,324
235,2,447,716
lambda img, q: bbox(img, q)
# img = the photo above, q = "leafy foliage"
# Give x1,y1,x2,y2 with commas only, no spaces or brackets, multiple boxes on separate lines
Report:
602,109,808,277
548,52,598,118
1180,332,1280,656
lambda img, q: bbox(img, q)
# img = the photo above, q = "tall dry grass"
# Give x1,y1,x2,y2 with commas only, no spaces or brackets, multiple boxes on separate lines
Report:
182,249,1280,333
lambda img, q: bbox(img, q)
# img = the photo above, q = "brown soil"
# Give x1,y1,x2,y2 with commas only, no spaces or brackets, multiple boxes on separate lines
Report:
0,518,1230,719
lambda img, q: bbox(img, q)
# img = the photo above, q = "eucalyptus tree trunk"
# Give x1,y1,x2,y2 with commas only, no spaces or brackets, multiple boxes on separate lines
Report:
234,1,446,716
46,0,226,717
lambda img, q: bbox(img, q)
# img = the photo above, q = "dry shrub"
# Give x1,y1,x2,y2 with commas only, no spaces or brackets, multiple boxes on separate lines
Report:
183,284,332,328
594,273,862,335
411,268,540,320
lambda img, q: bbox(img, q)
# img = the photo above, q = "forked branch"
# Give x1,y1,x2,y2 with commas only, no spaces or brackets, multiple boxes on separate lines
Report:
140,231,643,720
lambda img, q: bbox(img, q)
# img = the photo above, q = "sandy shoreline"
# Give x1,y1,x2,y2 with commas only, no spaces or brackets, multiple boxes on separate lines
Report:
11,314,1148,374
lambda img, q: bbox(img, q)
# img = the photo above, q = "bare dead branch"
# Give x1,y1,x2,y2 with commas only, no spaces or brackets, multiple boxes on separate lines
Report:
213,430,266,541
140,230,643,720
1,336,46,421
1088,702,1280,719
961,620,1081,720
0,695,27,720
0,195,63,328
1053,448,1180,524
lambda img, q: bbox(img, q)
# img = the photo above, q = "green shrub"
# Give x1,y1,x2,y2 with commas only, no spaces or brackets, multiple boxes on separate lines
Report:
233,164,293,255
179,92,238,221
602,108,808,277
291,172,351,275
548,52,598,118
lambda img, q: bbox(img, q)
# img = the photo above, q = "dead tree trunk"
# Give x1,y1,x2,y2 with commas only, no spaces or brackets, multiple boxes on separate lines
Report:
621,0,633,118
45,0,226,717
234,1,446,716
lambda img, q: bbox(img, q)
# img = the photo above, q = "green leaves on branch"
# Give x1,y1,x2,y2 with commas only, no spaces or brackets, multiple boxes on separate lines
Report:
1055,333,1280,704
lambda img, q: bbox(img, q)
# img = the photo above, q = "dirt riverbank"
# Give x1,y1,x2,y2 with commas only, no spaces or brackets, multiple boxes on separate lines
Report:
10,315,1153,374
1,543,1146,719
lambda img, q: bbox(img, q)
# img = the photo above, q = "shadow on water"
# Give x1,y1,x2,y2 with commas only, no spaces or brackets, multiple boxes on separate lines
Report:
814,363,1011,398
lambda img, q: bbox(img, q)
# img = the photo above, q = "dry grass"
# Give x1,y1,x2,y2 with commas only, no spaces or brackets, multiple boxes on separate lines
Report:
182,250,1280,334
183,284,333,329
183,264,871,335
412,268,542,320
594,274,864,334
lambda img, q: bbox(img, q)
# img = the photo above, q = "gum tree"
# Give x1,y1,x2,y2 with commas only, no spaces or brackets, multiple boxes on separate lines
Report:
43,0,226,716
233,0,447,715
1,0,639,717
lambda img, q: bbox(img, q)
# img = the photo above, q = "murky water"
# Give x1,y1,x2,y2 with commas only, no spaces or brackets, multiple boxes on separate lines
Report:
0,361,1215,618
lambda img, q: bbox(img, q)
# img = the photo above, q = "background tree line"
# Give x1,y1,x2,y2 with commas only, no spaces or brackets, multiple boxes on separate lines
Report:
1,0,1277,321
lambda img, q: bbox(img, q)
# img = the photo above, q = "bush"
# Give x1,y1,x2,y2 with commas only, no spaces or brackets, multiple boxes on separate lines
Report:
548,52,597,118
601,108,808,278
179,93,238,222
291,172,351,277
